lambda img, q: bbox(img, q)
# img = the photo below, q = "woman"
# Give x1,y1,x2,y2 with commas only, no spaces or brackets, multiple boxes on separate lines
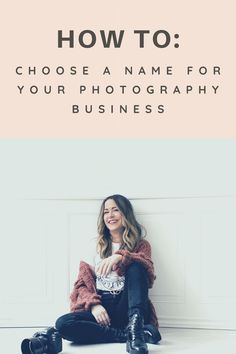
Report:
55,194,161,354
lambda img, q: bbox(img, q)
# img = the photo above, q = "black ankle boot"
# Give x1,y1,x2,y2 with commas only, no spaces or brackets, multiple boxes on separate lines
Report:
126,313,148,354
143,324,162,344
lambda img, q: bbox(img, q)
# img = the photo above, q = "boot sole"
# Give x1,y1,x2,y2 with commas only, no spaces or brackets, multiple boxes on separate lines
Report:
126,341,148,354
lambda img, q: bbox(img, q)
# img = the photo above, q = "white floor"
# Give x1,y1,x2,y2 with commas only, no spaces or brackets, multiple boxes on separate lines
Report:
1,327,236,354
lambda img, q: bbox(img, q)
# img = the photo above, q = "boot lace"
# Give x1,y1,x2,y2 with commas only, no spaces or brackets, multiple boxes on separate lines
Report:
128,313,144,340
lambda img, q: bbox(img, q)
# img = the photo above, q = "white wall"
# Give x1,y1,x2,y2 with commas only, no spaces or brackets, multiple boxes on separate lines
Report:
0,140,236,329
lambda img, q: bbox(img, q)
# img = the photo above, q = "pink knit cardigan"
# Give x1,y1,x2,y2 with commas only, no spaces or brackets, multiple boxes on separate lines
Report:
70,239,159,329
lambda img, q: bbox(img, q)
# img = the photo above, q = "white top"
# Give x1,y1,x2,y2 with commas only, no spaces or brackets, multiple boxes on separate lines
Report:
94,242,125,292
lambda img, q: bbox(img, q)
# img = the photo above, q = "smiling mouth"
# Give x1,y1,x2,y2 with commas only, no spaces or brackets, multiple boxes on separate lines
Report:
108,219,117,224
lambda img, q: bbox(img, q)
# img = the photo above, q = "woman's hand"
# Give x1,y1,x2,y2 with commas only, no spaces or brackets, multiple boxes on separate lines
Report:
91,304,111,326
96,254,122,276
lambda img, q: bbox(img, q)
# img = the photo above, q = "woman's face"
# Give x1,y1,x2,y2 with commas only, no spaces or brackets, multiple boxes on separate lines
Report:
103,199,124,234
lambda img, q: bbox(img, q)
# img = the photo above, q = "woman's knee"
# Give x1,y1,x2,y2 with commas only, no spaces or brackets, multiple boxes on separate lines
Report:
55,311,96,332
55,313,73,331
126,262,147,275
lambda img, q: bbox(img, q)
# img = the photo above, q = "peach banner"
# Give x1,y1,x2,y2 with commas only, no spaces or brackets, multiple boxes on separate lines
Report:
1,0,235,138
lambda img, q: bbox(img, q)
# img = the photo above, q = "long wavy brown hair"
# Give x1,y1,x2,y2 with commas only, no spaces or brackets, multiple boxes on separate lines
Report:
97,194,146,258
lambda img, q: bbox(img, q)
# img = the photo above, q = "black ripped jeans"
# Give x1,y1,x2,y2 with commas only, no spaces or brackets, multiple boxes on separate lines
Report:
55,262,149,344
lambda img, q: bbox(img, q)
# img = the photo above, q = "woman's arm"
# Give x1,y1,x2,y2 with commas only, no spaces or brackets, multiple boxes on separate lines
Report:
113,239,156,287
96,254,122,276
70,261,102,312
